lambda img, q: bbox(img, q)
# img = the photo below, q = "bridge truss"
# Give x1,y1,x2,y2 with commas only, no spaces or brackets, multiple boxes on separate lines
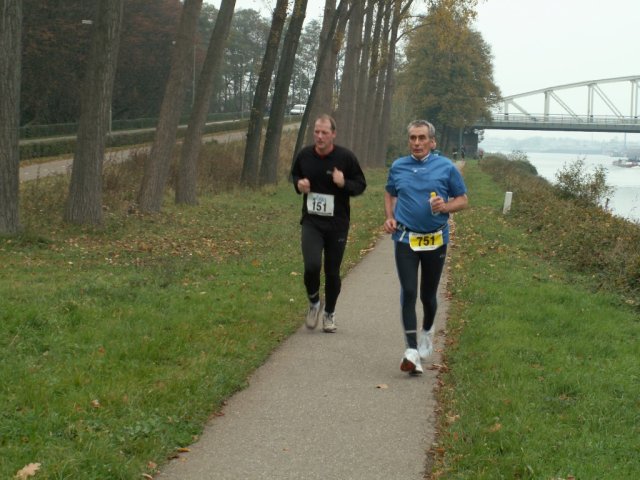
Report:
474,75,640,133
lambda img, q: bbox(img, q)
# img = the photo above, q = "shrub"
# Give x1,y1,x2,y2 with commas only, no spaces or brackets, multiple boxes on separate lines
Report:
553,157,614,208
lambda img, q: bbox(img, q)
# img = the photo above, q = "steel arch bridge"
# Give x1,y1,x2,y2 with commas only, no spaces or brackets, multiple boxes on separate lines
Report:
473,75,640,133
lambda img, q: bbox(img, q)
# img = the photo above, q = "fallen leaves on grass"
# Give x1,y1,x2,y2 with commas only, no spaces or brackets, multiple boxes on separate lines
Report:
14,463,41,479
488,422,502,433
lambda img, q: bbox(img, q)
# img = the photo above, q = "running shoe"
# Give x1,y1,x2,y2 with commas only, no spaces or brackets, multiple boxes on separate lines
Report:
305,301,322,329
418,327,434,360
322,312,337,333
401,348,423,375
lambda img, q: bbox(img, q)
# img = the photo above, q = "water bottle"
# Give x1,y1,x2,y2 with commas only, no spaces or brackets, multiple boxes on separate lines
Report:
430,192,440,216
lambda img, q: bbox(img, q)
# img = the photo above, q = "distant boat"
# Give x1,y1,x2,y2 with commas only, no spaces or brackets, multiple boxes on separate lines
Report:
612,157,640,168
612,150,640,167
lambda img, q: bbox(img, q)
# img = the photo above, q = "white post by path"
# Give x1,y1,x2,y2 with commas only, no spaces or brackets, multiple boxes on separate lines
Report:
503,191,513,214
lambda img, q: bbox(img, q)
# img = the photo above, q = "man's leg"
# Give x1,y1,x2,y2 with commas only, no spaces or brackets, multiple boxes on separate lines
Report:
323,229,348,314
417,245,447,359
301,222,324,304
394,241,420,349
418,245,448,332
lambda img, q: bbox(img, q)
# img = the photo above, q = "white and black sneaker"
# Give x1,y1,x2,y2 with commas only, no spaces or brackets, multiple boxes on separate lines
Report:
401,348,423,375
305,301,322,329
418,328,434,360
322,312,337,333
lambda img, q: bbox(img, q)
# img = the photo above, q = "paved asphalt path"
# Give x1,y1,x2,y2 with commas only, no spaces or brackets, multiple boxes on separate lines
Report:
19,129,250,183
157,235,449,480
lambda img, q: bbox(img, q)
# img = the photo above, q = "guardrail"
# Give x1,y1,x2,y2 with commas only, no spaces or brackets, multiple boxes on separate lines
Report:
473,114,640,133
488,114,640,125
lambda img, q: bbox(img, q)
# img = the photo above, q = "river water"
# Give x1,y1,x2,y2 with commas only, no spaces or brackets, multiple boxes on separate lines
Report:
490,151,640,223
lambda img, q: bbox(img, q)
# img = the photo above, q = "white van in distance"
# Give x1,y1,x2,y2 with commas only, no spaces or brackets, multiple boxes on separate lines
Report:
290,104,306,115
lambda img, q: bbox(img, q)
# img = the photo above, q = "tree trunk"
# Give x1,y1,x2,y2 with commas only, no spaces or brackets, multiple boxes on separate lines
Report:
137,0,203,213
258,0,308,186
240,0,289,187
303,0,335,145
64,0,124,225
355,1,385,165
353,0,374,160
376,0,411,167
175,0,236,204
369,2,392,167
334,0,363,150
0,0,22,234
291,0,350,164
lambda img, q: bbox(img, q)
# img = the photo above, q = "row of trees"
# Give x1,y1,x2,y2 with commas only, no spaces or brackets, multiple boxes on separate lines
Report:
18,0,326,126
1,0,499,234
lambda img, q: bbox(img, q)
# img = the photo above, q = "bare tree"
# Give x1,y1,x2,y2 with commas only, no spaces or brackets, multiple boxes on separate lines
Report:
291,0,350,163
367,1,392,167
64,0,124,225
353,0,375,160
333,0,364,149
137,0,203,213
356,1,386,165
304,0,353,145
303,0,335,145
175,0,236,205
258,0,309,185
240,0,289,187
375,0,412,166
0,0,22,234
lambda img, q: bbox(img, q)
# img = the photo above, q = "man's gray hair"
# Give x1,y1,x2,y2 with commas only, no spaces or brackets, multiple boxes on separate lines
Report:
407,120,436,138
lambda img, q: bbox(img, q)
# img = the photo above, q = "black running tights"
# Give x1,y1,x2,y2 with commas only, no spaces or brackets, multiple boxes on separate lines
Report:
301,222,348,314
394,241,448,349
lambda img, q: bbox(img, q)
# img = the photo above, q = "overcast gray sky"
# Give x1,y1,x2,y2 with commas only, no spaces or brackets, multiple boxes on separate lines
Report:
208,0,640,141
209,0,638,97
474,0,639,97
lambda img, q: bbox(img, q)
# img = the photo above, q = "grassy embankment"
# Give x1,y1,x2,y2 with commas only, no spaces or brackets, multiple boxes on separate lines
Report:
433,157,639,479
2,144,638,478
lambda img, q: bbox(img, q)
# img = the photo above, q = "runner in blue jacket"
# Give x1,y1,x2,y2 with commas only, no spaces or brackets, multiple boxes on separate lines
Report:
384,120,468,374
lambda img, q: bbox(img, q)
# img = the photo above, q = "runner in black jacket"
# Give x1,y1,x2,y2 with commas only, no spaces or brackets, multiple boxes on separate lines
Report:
291,114,366,332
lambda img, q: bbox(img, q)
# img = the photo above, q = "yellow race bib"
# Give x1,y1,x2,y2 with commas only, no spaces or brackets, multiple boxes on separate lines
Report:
408,230,444,251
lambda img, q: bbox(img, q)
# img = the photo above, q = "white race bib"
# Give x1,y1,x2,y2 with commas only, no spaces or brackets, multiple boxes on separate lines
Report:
307,192,335,216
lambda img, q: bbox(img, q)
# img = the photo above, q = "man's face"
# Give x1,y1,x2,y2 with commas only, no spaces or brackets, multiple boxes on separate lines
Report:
314,119,336,154
408,126,433,158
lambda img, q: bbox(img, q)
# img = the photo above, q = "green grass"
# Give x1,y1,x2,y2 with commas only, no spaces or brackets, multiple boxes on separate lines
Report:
435,160,640,479
1,167,387,479
4,152,640,479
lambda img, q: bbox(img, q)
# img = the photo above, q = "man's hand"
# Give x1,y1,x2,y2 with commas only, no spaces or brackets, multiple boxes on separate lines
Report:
430,194,447,213
383,217,397,234
297,178,311,193
332,167,345,188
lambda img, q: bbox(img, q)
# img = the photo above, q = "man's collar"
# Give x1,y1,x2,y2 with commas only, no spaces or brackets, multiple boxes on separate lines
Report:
411,152,430,162
314,145,335,158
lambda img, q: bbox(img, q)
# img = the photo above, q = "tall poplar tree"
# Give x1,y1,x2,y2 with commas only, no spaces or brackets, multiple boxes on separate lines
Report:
240,0,289,187
259,0,308,185
64,0,124,225
137,0,203,213
291,0,351,161
333,0,364,150
0,0,22,234
175,0,236,205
